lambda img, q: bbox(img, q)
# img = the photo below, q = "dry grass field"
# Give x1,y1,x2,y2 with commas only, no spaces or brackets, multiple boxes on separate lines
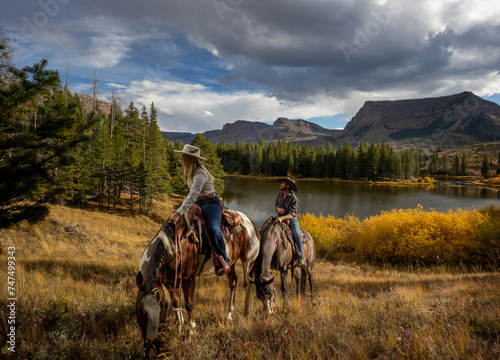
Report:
0,204,499,359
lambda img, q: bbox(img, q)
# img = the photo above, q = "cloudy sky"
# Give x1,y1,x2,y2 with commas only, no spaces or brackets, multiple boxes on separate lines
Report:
2,0,500,132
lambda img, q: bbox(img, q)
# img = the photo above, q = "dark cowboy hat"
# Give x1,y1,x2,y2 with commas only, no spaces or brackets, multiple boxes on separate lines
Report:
278,177,298,192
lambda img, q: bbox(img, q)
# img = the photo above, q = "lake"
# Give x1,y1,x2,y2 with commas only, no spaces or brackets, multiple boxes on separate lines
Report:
222,178,500,227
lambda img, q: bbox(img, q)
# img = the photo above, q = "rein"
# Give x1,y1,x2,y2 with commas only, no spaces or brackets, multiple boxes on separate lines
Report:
167,223,183,318
272,222,290,269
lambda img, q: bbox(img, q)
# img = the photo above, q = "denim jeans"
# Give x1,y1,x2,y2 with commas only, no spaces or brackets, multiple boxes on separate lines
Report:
288,218,305,260
195,196,229,264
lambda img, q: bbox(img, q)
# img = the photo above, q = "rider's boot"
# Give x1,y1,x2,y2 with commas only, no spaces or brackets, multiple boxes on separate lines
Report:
214,255,231,276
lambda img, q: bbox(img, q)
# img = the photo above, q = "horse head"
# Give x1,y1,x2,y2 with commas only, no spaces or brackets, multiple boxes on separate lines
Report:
136,221,176,355
136,275,168,350
253,219,286,316
253,276,277,315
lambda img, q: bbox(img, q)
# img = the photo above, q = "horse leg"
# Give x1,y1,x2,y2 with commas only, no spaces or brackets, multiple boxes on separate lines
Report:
295,269,301,298
307,269,314,297
168,287,184,335
225,270,238,321
280,269,287,309
241,261,252,317
300,269,307,295
182,278,196,335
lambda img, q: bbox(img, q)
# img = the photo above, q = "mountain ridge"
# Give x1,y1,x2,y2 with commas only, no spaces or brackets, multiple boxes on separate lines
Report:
337,92,500,147
163,118,342,147
77,91,500,149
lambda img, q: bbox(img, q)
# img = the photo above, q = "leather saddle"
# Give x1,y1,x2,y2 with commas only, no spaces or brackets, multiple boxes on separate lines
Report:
260,216,308,260
185,203,244,259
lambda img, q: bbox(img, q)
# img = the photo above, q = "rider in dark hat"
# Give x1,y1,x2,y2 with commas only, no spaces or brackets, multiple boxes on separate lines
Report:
275,177,306,269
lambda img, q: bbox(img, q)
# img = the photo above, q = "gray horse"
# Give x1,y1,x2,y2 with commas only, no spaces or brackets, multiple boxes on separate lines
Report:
252,217,316,315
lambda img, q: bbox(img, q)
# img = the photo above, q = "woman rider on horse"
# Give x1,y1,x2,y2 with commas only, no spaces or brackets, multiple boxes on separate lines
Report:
167,144,231,276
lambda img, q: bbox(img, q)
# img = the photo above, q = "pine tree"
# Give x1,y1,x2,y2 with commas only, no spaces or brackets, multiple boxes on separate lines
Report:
191,134,226,196
366,142,379,181
325,142,336,178
169,139,186,195
430,150,439,174
52,92,102,204
122,102,142,210
0,59,98,227
356,141,367,179
481,154,491,179
0,22,16,85
460,152,467,175
143,102,169,212
402,150,413,179
452,154,460,176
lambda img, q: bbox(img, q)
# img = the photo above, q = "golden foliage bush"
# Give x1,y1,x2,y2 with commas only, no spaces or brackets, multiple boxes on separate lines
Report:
300,205,499,268
300,213,361,261
422,176,436,184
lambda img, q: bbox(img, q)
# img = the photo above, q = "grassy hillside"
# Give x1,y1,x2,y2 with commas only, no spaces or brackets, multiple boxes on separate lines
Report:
1,205,499,359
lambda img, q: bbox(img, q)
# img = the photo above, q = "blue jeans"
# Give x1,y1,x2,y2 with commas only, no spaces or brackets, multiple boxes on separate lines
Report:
289,218,305,260
195,196,229,264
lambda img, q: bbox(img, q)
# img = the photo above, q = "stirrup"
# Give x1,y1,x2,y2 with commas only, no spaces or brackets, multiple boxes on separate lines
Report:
214,255,231,276
297,259,307,269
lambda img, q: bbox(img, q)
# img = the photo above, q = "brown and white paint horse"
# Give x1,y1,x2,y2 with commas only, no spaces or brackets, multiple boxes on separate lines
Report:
136,208,260,356
252,218,316,315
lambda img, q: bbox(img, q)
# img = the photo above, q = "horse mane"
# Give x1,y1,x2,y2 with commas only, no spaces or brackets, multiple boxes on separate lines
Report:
146,222,176,284
253,220,285,280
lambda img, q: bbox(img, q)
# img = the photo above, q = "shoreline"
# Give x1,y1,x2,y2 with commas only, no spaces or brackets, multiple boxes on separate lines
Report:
225,173,500,190
225,174,436,186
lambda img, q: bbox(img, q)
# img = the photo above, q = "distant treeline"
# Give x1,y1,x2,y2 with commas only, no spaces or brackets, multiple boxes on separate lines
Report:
215,140,473,180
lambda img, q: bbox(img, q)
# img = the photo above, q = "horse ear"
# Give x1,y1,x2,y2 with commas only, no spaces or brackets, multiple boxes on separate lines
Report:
259,276,275,286
136,271,144,288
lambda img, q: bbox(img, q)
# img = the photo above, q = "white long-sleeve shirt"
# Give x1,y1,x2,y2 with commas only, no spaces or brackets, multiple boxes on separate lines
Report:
176,168,216,215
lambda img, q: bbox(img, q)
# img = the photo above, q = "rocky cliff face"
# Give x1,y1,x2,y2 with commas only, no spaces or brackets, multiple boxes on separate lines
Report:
207,118,340,146
77,94,111,116
209,120,270,144
336,92,500,147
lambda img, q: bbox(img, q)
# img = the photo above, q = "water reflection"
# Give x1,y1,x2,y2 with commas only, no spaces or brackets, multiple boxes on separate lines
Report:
223,178,500,227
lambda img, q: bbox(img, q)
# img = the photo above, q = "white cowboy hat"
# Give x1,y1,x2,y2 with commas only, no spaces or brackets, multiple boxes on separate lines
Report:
173,144,207,160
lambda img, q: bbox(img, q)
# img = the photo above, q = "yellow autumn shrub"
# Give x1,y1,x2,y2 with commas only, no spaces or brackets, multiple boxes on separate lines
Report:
299,213,361,260
300,205,499,268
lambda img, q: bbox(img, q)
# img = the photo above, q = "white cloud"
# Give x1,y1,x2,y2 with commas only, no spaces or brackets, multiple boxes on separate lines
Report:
424,0,500,35
113,79,350,132
105,82,128,89
83,31,131,68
